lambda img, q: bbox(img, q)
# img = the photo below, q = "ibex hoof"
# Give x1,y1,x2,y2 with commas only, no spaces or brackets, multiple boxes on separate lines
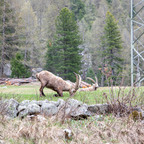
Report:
53,94,58,97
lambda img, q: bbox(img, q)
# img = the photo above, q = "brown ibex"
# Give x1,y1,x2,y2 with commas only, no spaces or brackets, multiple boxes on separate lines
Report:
78,77,99,92
36,71,81,97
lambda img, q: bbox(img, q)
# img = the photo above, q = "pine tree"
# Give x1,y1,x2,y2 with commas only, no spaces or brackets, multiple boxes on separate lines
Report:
10,53,31,78
86,67,95,83
101,11,123,84
45,8,82,82
19,1,39,67
0,0,18,76
70,0,86,21
45,41,56,73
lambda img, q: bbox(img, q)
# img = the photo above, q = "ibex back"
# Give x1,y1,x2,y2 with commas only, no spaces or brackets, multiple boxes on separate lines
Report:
36,71,81,97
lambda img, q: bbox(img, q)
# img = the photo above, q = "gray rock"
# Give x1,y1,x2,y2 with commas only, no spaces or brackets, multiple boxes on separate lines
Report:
32,68,43,78
57,99,65,109
27,103,41,114
17,105,27,112
41,103,58,116
142,111,144,118
33,99,49,107
18,103,41,118
17,104,28,118
88,104,110,114
1,99,19,118
20,100,30,106
65,99,82,114
18,109,28,118
3,63,11,77
50,101,59,107
70,104,91,120
63,99,91,119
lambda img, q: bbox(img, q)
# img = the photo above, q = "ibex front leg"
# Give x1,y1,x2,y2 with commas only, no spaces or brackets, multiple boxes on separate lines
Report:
39,83,46,97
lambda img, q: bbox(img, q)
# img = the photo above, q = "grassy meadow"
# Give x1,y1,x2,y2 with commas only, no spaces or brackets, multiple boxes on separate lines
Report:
0,83,144,105
0,83,144,144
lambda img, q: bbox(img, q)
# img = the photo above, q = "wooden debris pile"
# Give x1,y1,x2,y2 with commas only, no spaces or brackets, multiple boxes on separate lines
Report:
81,81,91,88
66,80,91,88
0,77,37,86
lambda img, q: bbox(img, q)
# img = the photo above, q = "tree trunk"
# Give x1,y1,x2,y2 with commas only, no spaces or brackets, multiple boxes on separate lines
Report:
1,1,6,76
101,64,105,87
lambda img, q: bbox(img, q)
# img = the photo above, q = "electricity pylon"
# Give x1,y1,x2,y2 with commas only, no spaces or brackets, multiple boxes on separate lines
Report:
131,0,144,86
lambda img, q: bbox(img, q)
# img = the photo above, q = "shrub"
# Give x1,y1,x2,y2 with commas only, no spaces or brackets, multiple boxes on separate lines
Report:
10,53,31,78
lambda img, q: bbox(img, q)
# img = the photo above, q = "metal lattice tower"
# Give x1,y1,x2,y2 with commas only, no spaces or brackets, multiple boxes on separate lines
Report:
131,0,144,86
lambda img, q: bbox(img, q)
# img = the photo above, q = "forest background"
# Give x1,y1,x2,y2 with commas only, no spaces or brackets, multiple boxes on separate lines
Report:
0,0,136,86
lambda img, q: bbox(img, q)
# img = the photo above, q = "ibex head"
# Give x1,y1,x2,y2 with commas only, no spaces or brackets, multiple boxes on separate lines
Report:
87,76,99,90
69,72,81,96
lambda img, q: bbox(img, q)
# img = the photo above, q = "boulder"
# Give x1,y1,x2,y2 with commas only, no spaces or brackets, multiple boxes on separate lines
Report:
70,104,91,120
3,63,12,77
18,101,41,118
27,103,41,114
0,99,19,118
20,100,30,106
88,104,111,114
31,68,43,78
65,99,83,115
57,99,66,109
41,103,58,116
64,99,91,119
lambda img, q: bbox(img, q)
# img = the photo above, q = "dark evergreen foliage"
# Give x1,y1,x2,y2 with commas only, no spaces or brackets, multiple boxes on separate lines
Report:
101,11,124,84
0,0,19,75
70,0,86,21
45,8,82,82
86,67,95,83
11,53,31,78
106,0,112,4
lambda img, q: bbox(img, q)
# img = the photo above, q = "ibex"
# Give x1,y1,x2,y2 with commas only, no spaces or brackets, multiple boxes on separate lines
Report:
36,71,81,97
78,77,99,92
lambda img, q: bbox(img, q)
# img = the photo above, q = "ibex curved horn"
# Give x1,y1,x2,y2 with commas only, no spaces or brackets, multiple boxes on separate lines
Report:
95,76,98,84
86,77,95,84
74,73,81,92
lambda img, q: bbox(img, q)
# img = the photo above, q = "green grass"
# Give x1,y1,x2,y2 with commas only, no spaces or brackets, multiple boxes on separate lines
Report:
0,85,144,144
0,85,144,105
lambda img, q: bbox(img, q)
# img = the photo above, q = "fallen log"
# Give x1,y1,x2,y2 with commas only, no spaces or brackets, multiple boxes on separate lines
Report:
66,80,91,88
0,77,37,86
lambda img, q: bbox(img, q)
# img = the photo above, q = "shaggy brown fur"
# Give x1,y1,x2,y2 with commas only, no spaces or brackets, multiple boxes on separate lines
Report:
36,71,81,97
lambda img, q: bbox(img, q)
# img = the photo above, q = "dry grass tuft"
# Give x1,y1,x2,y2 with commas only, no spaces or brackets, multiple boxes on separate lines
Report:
0,114,144,144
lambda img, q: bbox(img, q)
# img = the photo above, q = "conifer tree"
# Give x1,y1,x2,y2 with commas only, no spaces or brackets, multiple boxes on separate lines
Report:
45,8,82,81
70,0,86,21
101,11,123,84
10,53,31,78
0,0,18,76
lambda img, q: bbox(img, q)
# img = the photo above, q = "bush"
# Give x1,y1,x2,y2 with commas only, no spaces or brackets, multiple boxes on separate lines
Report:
10,53,31,78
